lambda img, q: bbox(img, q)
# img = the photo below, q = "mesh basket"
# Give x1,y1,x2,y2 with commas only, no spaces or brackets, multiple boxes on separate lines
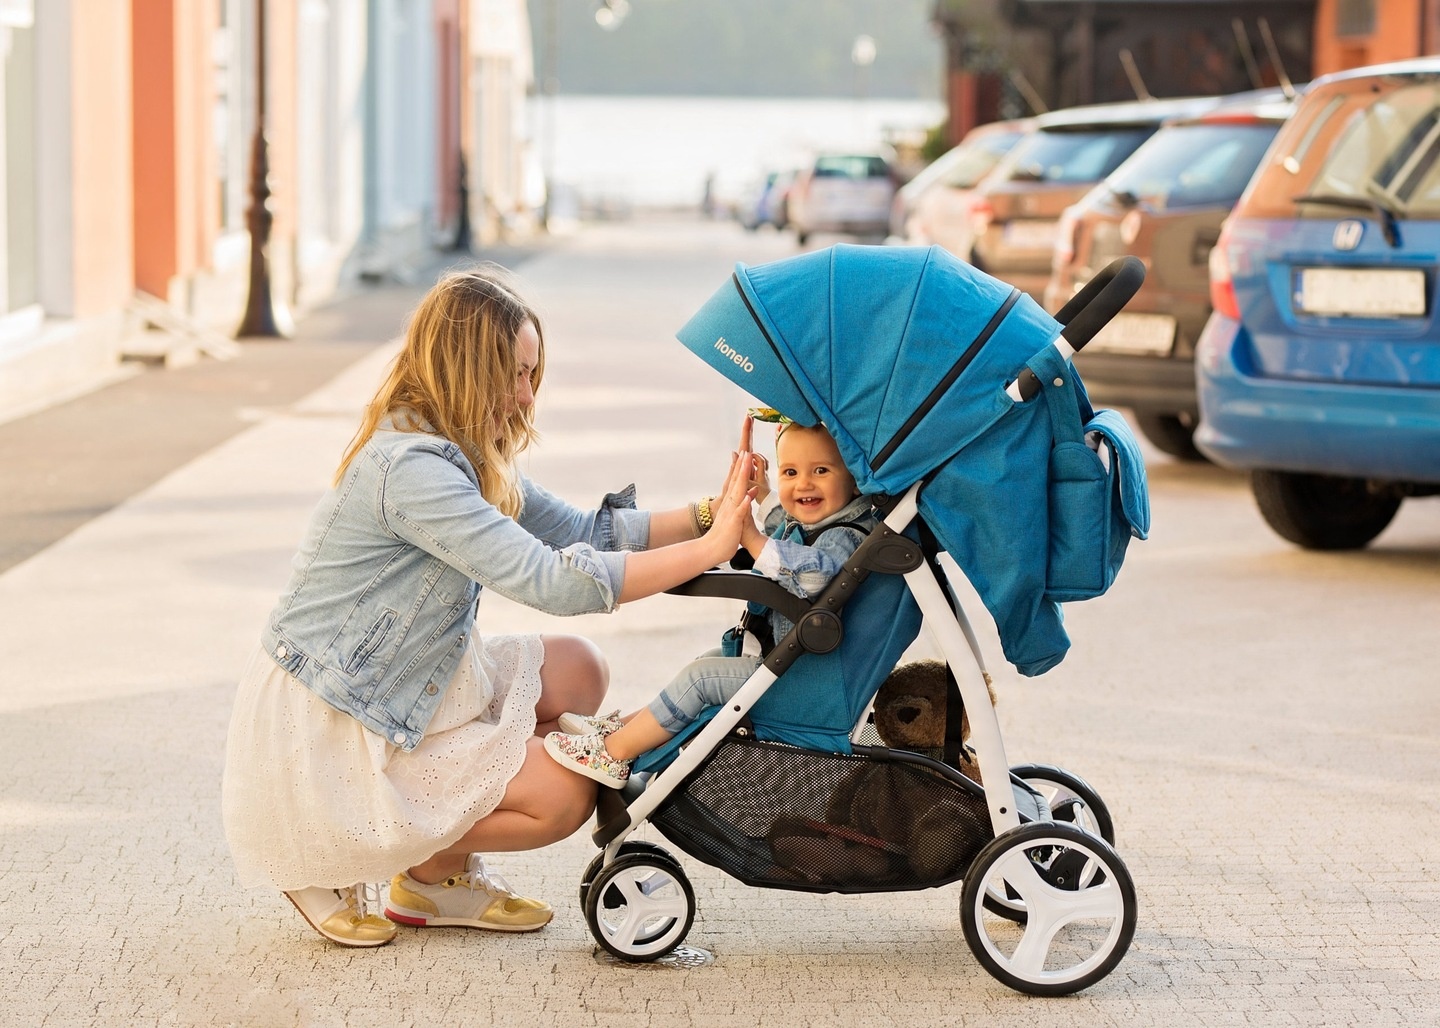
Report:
650,737,994,894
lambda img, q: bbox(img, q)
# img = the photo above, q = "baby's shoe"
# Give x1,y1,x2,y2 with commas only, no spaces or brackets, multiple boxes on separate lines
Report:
384,854,552,932
556,709,624,737
283,883,397,947
543,730,633,788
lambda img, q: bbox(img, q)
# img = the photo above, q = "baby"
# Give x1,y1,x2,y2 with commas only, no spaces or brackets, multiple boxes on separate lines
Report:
544,416,878,787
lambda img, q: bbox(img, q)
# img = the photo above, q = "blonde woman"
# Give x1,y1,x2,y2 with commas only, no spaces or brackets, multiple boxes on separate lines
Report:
222,265,755,947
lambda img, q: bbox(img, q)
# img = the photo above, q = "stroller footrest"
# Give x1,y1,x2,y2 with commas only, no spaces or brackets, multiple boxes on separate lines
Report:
591,773,649,848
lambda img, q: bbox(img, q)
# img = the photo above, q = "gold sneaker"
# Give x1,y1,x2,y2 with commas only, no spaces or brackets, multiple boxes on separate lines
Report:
384,854,553,932
283,883,397,947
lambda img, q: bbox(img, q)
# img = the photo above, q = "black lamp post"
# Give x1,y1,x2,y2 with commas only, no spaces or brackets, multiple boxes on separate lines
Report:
236,0,292,338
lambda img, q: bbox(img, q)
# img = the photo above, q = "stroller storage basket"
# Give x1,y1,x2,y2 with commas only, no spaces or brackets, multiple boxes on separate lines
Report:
650,737,992,894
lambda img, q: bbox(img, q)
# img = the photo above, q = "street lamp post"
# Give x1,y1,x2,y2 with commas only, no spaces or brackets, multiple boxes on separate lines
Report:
236,0,292,338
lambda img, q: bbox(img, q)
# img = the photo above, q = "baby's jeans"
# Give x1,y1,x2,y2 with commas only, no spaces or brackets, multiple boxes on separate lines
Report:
646,648,766,734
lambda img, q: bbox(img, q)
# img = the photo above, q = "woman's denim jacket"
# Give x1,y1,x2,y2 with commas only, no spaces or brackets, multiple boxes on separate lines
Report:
261,429,650,751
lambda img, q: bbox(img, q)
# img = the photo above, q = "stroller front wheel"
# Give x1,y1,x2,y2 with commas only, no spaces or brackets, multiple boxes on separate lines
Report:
584,852,697,963
961,821,1137,996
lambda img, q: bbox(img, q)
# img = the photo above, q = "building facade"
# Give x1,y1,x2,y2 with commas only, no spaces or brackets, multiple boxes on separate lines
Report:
0,0,536,424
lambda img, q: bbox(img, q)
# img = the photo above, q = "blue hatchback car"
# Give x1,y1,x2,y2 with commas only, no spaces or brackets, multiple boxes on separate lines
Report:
1196,58,1440,549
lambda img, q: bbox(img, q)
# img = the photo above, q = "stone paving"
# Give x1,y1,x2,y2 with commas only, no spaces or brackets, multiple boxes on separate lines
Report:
2,219,1439,1026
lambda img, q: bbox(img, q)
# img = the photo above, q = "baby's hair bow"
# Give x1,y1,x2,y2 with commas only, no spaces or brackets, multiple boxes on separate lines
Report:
747,407,792,425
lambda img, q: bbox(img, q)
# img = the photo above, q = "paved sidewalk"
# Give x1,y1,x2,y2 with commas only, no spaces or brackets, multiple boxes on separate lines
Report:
3,219,1439,1027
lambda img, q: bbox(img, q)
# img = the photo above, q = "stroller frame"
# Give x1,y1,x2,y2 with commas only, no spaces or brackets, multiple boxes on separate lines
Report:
578,258,1146,996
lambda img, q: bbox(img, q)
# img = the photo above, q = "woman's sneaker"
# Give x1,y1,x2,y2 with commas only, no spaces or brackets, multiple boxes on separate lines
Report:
384,854,552,932
283,883,397,947
543,731,632,788
556,709,624,737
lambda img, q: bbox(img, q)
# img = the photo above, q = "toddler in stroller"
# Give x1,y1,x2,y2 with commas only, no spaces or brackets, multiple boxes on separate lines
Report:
544,416,879,787
575,245,1150,997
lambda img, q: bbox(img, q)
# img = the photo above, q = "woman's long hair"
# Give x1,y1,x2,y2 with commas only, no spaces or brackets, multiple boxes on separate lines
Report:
334,264,545,517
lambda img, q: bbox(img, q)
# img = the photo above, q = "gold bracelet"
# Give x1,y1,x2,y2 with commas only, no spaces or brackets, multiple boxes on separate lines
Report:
695,496,714,533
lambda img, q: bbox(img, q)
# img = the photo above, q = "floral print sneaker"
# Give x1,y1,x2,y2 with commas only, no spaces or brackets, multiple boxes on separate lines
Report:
556,710,625,737
543,731,632,788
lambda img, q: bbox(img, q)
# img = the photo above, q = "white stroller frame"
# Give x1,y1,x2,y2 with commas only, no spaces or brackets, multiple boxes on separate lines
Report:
579,260,1145,996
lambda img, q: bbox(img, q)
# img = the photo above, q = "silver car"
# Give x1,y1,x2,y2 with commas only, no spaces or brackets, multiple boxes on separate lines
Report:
788,153,895,245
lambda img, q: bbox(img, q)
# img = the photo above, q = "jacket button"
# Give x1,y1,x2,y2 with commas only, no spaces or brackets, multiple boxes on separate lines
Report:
425,683,438,696
392,732,406,744
276,645,288,659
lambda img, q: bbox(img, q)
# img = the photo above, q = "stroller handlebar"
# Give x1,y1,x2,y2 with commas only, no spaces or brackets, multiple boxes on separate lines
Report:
1010,255,1146,402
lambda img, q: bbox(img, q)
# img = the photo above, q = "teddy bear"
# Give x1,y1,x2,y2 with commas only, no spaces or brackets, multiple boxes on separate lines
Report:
870,659,996,784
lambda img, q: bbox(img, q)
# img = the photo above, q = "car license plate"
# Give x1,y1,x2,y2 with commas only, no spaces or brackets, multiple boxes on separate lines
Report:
1088,312,1176,356
1002,219,1058,251
1295,267,1427,317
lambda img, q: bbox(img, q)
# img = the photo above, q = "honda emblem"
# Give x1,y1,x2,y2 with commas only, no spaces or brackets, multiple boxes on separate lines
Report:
1333,220,1364,251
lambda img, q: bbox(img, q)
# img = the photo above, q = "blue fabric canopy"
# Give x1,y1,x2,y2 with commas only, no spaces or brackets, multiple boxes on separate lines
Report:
677,245,1097,676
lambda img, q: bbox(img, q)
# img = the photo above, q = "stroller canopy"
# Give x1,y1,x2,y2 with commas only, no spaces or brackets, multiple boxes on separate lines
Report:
678,245,1078,676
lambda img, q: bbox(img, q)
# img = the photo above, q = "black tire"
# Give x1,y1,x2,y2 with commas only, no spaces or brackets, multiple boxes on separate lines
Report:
584,853,696,963
1251,470,1401,550
1134,412,1206,462
962,822,1137,996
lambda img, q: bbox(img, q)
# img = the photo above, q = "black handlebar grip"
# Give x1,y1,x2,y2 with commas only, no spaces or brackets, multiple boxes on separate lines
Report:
1013,256,1147,401
1054,255,1147,352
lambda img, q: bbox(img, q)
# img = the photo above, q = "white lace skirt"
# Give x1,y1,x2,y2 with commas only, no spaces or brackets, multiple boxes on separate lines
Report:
222,633,543,890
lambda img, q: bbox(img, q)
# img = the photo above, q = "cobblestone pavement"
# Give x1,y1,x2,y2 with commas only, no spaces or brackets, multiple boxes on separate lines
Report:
2,219,1439,1027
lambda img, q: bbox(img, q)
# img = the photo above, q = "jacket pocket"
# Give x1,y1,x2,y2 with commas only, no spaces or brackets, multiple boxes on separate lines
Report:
343,608,398,675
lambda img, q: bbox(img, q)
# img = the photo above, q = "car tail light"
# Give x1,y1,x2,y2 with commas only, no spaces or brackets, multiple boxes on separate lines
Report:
968,198,994,240
1208,222,1241,320
1053,206,1081,269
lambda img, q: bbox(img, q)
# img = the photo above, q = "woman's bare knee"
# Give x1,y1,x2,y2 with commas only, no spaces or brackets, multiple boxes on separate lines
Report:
537,635,609,722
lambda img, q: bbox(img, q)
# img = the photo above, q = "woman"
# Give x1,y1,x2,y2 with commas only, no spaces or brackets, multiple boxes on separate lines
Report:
222,265,755,947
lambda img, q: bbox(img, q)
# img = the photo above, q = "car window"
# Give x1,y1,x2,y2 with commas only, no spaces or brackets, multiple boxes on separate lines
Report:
939,131,1027,189
1002,128,1154,185
814,155,889,179
1310,84,1440,215
1103,122,1282,209
1250,81,1440,220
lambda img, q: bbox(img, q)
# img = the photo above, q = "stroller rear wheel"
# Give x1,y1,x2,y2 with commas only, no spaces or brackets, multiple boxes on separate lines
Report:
584,852,697,962
961,821,1136,996
984,764,1117,923
1010,764,1115,843
578,840,682,908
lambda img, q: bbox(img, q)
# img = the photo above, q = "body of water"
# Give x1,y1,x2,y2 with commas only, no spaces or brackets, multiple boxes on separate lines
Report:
531,94,946,210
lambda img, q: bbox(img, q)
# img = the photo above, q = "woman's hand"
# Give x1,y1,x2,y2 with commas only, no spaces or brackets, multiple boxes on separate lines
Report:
738,415,772,505
704,448,759,563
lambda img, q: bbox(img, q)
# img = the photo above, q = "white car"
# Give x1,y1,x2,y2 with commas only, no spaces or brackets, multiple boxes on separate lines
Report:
787,154,895,245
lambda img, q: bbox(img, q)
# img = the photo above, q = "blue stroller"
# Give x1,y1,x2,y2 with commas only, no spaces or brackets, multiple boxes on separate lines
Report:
579,245,1151,996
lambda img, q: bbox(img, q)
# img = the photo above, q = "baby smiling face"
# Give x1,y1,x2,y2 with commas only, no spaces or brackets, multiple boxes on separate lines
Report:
774,425,859,526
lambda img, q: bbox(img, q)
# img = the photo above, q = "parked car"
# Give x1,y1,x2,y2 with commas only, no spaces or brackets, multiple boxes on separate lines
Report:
891,119,1033,248
1195,58,1440,549
787,153,895,245
736,169,796,231
967,96,1222,301
1048,90,1295,459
